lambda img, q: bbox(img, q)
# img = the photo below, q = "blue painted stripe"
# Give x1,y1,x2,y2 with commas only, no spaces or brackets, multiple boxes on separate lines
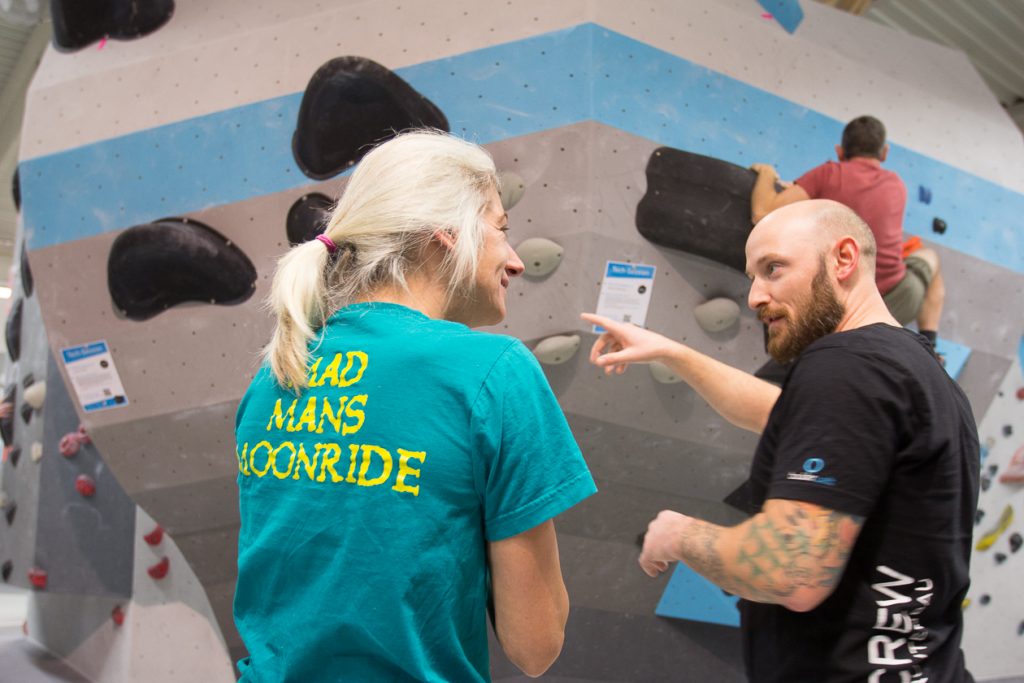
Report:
20,23,1024,275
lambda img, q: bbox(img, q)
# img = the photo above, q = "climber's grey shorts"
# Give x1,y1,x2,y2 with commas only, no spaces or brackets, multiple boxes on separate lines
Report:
882,255,933,325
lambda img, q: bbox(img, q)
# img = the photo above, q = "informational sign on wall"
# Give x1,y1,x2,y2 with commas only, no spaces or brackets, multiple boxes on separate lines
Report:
61,340,129,413
593,261,656,332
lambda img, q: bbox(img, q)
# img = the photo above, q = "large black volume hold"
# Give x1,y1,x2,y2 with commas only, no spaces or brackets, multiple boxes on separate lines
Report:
293,56,449,180
636,147,756,273
108,218,257,321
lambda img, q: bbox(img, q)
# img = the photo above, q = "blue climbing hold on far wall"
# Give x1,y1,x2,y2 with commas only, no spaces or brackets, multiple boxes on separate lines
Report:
935,337,971,380
918,185,932,205
757,0,804,34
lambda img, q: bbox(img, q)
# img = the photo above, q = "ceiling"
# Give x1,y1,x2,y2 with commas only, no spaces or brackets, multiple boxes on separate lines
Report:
0,1,1021,276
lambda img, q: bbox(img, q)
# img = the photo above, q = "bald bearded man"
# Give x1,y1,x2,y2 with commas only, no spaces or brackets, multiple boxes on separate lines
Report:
583,200,978,682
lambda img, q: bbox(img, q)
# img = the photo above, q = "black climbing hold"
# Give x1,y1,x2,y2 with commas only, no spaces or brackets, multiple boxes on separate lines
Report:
287,193,334,246
995,552,1007,564
1011,532,1023,554
50,0,175,52
1,560,11,582
21,374,33,389
1003,425,1013,437
5,298,22,362
932,217,947,235
3,504,13,526
292,56,449,180
11,167,19,212
1019,620,1024,636
987,463,999,476
975,509,985,526
0,384,14,446
636,147,755,273
107,218,257,321
20,243,33,298
8,447,19,468
980,476,992,492
979,594,991,605
19,403,32,426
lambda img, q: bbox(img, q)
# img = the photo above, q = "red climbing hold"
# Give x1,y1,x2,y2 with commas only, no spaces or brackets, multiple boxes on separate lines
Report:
143,525,164,546
111,605,125,626
27,567,47,589
59,433,81,457
77,424,91,444
75,474,96,497
1,445,11,463
1017,387,1024,401
147,557,169,580
1000,445,1024,484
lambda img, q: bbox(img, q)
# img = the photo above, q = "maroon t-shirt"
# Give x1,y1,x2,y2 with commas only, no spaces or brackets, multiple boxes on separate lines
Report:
796,159,907,294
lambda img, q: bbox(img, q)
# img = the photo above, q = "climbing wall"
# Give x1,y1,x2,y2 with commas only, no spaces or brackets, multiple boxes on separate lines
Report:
3,0,1023,681
964,358,1024,679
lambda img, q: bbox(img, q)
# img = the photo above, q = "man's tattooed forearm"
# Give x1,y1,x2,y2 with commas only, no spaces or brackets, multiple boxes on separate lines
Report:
679,507,864,606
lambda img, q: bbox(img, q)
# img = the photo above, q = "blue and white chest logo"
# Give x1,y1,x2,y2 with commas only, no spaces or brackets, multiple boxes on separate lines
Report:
786,456,837,486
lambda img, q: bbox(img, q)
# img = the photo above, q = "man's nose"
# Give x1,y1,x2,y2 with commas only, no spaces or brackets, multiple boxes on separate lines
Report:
747,278,769,311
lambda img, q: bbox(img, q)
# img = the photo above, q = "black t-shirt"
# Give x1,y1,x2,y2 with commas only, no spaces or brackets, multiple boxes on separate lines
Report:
742,324,979,683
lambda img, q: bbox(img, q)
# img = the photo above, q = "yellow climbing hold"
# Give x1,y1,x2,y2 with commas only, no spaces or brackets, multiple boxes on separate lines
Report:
975,504,1014,551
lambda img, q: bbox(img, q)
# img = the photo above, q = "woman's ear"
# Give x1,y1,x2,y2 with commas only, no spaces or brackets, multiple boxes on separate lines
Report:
432,228,457,251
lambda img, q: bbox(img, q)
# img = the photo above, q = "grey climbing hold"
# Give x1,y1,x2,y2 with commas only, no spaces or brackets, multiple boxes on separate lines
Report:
533,335,580,365
516,238,563,277
23,383,45,410
649,360,683,384
694,297,740,333
498,172,526,211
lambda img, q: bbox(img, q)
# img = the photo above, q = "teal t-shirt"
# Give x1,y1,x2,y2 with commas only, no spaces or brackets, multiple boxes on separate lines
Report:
233,303,596,682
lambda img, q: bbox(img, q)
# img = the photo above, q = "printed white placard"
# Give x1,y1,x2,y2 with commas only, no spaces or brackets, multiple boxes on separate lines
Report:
61,340,129,413
593,261,656,332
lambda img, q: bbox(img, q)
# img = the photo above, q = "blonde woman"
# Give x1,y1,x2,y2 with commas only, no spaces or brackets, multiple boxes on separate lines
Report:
233,131,595,682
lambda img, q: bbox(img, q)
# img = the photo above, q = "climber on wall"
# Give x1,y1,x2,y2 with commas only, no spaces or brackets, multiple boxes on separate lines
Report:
750,115,945,350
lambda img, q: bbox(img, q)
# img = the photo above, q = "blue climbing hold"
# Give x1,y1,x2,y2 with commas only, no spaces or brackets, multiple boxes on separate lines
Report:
656,563,740,627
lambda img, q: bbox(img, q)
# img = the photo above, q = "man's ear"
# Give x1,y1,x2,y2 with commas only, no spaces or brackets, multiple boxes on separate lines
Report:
835,144,846,161
879,144,889,162
834,236,860,282
432,228,457,251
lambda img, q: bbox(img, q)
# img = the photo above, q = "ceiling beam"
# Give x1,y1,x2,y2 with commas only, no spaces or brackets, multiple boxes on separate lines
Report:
814,0,876,17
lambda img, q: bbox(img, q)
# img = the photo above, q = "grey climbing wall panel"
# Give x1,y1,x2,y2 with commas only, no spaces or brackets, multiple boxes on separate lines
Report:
7,0,1024,681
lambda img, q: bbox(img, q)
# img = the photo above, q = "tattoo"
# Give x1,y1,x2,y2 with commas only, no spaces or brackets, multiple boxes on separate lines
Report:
680,505,864,607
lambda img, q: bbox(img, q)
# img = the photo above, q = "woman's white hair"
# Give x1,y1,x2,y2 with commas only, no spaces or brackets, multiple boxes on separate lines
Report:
264,129,498,390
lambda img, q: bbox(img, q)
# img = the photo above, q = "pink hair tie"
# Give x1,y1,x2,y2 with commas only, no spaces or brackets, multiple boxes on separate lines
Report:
315,234,338,254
